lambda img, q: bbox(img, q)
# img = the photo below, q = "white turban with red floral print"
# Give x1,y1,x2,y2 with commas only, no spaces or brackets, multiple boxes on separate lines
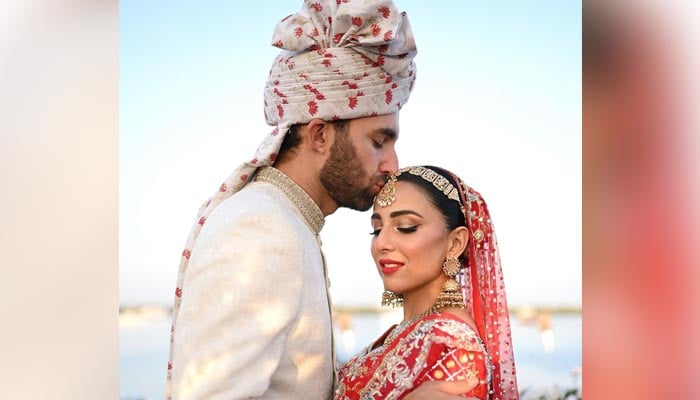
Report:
252,0,417,184
264,0,417,126
204,0,416,199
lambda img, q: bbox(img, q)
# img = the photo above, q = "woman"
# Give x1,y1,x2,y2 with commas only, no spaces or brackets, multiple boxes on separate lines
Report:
335,166,519,400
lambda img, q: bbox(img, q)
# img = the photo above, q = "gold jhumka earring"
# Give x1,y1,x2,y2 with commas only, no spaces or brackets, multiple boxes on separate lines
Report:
435,256,465,309
381,290,403,307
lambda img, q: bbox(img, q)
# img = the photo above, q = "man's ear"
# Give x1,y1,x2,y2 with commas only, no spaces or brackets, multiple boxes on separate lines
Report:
304,118,334,154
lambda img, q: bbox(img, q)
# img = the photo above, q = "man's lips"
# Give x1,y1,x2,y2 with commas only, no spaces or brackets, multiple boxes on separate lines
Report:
373,179,386,193
379,259,404,275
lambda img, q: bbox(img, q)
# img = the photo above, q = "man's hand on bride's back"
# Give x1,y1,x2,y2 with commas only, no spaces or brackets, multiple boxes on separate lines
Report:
403,378,480,400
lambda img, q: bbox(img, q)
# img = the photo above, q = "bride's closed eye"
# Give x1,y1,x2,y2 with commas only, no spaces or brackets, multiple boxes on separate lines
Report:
370,225,418,236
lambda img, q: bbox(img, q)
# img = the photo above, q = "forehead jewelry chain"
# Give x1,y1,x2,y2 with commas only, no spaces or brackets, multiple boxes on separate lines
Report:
374,166,462,208
375,174,397,207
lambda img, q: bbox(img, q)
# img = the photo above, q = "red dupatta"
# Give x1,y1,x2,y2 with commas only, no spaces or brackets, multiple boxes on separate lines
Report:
452,180,519,400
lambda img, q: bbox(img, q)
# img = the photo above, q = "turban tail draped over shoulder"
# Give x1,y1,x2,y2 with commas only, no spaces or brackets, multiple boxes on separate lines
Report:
166,2,416,397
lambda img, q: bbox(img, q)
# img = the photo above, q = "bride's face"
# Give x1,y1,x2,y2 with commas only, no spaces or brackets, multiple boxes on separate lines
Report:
370,181,451,297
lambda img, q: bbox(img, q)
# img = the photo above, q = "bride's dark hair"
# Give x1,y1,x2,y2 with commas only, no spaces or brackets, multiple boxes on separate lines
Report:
396,165,466,231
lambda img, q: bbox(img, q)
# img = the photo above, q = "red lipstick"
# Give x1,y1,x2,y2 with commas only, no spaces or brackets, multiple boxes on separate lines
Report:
379,258,404,275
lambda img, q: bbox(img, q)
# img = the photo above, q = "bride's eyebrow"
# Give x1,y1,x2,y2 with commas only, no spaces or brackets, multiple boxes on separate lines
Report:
389,210,423,219
370,210,423,221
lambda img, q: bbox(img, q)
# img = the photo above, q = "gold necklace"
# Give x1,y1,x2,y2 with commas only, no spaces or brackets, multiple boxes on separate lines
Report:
383,306,438,345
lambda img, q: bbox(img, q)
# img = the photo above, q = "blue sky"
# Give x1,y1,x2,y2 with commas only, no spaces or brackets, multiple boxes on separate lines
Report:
120,1,581,307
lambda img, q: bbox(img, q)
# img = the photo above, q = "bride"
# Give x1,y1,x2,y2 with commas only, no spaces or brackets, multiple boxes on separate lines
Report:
334,165,519,400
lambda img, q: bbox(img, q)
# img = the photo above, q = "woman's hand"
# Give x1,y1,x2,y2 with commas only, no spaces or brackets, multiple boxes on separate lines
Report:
403,377,480,400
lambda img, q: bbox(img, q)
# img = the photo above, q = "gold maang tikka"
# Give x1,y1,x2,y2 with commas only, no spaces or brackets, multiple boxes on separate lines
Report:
375,174,398,207
375,166,463,208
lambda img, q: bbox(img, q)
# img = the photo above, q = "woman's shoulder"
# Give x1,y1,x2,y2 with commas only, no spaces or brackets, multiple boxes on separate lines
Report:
416,311,476,332
411,313,491,399
414,312,484,350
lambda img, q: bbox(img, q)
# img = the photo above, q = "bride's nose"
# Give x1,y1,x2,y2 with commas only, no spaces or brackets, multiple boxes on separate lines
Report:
372,228,395,254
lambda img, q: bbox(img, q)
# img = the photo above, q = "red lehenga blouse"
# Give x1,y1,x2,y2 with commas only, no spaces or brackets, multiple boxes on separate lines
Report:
335,312,489,400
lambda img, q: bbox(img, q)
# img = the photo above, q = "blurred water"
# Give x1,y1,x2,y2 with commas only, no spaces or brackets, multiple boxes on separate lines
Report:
119,312,581,399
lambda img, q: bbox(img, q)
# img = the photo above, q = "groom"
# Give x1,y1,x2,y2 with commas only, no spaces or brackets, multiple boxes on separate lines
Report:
167,1,478,398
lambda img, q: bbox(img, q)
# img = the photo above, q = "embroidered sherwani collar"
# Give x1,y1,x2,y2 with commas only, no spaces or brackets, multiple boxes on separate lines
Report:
254,166,325,234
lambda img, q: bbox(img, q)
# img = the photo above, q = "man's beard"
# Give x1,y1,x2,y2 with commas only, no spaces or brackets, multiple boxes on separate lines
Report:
320,134,380,211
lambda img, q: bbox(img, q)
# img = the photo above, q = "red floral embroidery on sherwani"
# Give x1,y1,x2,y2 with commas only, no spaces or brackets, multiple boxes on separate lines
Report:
335,313,489,400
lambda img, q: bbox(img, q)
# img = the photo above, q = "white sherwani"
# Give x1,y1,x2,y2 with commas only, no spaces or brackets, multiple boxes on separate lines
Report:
171,167,335,399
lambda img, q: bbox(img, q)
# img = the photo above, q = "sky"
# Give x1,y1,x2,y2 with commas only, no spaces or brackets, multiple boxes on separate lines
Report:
120,1,581,308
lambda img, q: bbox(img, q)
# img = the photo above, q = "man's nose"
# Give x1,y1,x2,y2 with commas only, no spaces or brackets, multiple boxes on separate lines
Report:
379,147,399,175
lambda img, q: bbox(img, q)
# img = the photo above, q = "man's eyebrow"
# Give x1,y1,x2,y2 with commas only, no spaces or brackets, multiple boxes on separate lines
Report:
373,128,397,140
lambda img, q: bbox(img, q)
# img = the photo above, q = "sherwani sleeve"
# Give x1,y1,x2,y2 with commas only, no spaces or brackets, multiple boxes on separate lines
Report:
171,210,304,399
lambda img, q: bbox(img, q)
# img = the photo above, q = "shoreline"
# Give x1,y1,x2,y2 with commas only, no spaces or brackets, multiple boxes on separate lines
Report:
118,303,582,319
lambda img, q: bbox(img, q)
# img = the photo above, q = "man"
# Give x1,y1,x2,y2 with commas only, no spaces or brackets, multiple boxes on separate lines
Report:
167,1,477,398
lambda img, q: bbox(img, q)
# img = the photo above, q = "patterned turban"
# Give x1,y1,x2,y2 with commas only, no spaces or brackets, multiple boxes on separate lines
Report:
182,0,417,215
264,0,418,128
242,0,417,194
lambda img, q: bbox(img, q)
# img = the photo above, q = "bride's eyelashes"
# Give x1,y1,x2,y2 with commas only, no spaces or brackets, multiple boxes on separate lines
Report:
369,225,419,236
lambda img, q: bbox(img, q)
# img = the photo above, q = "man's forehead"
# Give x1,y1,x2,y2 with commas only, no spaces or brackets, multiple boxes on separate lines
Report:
350,114,399,137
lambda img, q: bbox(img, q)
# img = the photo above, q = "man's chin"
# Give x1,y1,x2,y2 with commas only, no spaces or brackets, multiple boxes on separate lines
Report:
339,192,375,211
343,200,373,212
